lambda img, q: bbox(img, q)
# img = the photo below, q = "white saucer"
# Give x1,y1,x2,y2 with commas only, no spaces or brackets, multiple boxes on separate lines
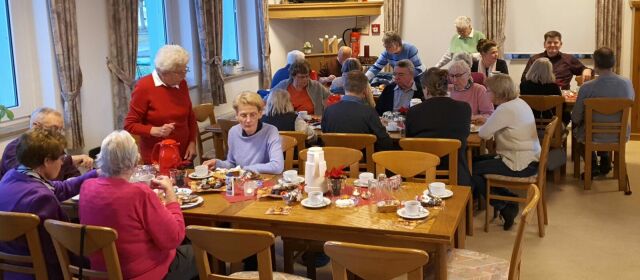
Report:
386,127,400,132
301,197,331,208
181,196,204,209
353,179,376,187
425,189,454,199
71,194,80,201
188,171,214,180
397,207,429,219
278,176,305,185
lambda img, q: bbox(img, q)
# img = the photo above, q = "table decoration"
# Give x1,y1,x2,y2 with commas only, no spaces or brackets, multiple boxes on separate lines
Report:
326,165,346,197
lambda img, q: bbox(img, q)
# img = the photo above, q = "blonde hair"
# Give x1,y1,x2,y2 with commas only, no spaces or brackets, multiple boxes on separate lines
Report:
233,91,265,112
525,58,555,84
154,45,190,73
265,89,294,116
485,74,518,102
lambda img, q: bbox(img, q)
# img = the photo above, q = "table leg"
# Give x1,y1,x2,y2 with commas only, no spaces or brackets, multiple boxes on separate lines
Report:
456,215,466,249
283,241,294,273
466,192,473,236
437,244,448,280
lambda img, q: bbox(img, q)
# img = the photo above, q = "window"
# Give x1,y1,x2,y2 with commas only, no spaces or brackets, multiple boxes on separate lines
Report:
0,0,17,109
222,0,239,61
136,0,167,79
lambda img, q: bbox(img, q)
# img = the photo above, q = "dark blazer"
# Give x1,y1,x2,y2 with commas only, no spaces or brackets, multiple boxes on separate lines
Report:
375,78,424,116
322,96,394,151
262,112,297,131
405,97,472,187
471,59,509,76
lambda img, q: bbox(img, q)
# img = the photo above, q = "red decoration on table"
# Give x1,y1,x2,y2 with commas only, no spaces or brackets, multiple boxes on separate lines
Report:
398,106,409,115
325,165,346,179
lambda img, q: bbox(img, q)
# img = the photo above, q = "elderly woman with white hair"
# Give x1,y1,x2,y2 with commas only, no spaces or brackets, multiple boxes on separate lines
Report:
448,60,494,123
262,89,317,143
271,50,305,88
204,92,284,174
124,44,198,164
80,130,198,280
435,16,486,68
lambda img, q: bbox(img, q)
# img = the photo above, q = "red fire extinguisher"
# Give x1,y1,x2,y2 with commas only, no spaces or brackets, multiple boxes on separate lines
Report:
342,28,361,57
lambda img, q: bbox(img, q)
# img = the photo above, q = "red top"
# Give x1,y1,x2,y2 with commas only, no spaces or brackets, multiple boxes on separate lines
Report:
287,84,315,115
124,74,197,164
79,177,185,280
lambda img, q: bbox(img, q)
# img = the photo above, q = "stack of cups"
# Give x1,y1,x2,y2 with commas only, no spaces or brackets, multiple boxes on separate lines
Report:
304,147,327,193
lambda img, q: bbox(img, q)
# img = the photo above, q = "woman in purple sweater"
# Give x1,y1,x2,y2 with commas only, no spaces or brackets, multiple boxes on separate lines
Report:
0,128,98,280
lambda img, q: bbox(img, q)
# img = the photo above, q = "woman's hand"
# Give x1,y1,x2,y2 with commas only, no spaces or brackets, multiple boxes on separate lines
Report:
471,115,487,126
203,159,217,170
72,154,94,169
184,141,196,160
151,175,177,203
150,123,176,137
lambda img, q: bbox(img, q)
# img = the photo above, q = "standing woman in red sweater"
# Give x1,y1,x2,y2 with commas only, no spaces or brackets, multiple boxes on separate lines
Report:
125,45,197,164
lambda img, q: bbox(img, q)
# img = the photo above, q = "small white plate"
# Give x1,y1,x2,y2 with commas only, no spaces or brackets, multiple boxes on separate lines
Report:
425,189,454,199
301,197,331,208
181,196,204,209
188,171,214,180
71,194,80,201
353,179,376,187
335,198,356,208
397,206,429,219
175,188,192,196
278,176,305,185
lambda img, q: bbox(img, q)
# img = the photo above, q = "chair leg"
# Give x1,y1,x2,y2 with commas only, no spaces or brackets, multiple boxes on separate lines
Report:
584,149,592,190
553,168,561,183
573,141,581,179
617,151,627,192
536,195,545,238
541,184,548,225
485,180,491,233
613,151,620,179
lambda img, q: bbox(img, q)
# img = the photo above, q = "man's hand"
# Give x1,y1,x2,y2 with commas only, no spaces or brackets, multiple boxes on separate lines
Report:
72,155,94,169
150,123,176,137
184,141,196,160
203,159,217,170
581,69,593,83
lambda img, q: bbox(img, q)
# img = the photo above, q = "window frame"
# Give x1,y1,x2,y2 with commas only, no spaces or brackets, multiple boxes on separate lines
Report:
0,0,18,110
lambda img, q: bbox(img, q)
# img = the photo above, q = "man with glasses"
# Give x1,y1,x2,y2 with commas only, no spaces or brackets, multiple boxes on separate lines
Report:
0,107,94,180
375,59,424,115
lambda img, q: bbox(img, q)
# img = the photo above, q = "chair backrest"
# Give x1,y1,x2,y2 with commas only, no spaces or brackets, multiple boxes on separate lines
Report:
300,147,363,178
193,103,217,164
520,95,564,147
44,220,122,280
280,135,297,170
584,98,634,149
186,226,275,280
535,117,560,187
279,131,307,168
320,133,377,172
324,241,429,280
372,151,440,182
216,119,239,159
399,138,461,185
509,184,540,280
0,212,47,280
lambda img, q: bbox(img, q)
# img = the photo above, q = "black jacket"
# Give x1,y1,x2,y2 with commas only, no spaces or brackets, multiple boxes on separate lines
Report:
375,78,424,116
262,112,297,131
471,59,509,76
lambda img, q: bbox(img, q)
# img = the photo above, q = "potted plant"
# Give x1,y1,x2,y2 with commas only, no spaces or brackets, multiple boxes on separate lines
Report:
325,165,346,196
302,41,313,54
222,59,239,76
0,105,14,122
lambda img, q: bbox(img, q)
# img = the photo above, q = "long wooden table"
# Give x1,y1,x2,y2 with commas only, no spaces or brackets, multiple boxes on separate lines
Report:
182,181,471,280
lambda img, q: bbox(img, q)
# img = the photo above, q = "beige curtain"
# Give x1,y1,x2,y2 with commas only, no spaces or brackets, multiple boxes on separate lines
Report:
106,0,138,129
194,0,227,105
48,0,84,149
596,0,623,72
481,0,507,58
383,0,402,33
256,0,272,89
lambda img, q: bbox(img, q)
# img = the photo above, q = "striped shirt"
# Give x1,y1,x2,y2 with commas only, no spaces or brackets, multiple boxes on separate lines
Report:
366,42,423,79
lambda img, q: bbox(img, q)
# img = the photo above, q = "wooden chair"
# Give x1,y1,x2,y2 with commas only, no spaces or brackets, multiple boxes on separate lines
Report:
399,138,461,185
448,184,540,280
573,98,633,192
281,135,298,171
299,147,362,178
0,212,47,280
372,151,440,182
484,117,559,237
520,95,567,183
44,220,122,280
193,103,217,164
216,119,239,160
324,241,429,280
320,133,376,172
279,131,307,169
185,226,307,280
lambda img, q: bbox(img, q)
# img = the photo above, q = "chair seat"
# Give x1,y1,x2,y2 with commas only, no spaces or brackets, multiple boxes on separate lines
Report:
230,271,310,280
484,173,537,183
447,249,509,280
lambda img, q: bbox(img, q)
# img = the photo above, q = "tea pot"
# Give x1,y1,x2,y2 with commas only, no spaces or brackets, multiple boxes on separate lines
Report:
151,139,187,175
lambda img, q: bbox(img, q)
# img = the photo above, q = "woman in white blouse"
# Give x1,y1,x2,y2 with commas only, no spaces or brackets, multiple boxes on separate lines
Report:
472,74,540,230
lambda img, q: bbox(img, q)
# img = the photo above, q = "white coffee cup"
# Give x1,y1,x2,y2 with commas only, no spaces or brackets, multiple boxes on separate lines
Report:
386,121,398,131
404,200,421,216
136,174,155,186
429,182,447,196
283,170,298,182
298,111,309,120
410,98,422,107
195,165,209,177
359,172,374,183
308,191,324,205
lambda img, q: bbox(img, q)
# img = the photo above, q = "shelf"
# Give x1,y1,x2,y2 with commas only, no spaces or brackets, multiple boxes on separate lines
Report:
268,1,383,19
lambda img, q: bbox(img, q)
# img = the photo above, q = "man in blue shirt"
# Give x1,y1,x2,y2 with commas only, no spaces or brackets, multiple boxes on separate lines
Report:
270,50,305,88
365,31,424,80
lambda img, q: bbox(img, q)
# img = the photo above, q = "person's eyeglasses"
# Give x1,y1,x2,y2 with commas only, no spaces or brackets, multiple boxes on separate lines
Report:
449,73,466,78
173,66,190,75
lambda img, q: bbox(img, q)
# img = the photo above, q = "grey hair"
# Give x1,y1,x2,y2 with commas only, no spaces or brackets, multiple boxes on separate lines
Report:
486,74,518,102
452,52,473,67
97,130,140,177
341,58,362,73
154,45,190,73
396,59,415,75
265,89,294,116
525,58,556,84
29,107,62,128
448,60,471,75
287,50,305,65
454,16,472,29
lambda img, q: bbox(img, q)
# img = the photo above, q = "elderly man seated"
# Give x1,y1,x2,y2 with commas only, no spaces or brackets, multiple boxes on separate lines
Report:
319,46,352,84
375,59,424,115
0,107,93,180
